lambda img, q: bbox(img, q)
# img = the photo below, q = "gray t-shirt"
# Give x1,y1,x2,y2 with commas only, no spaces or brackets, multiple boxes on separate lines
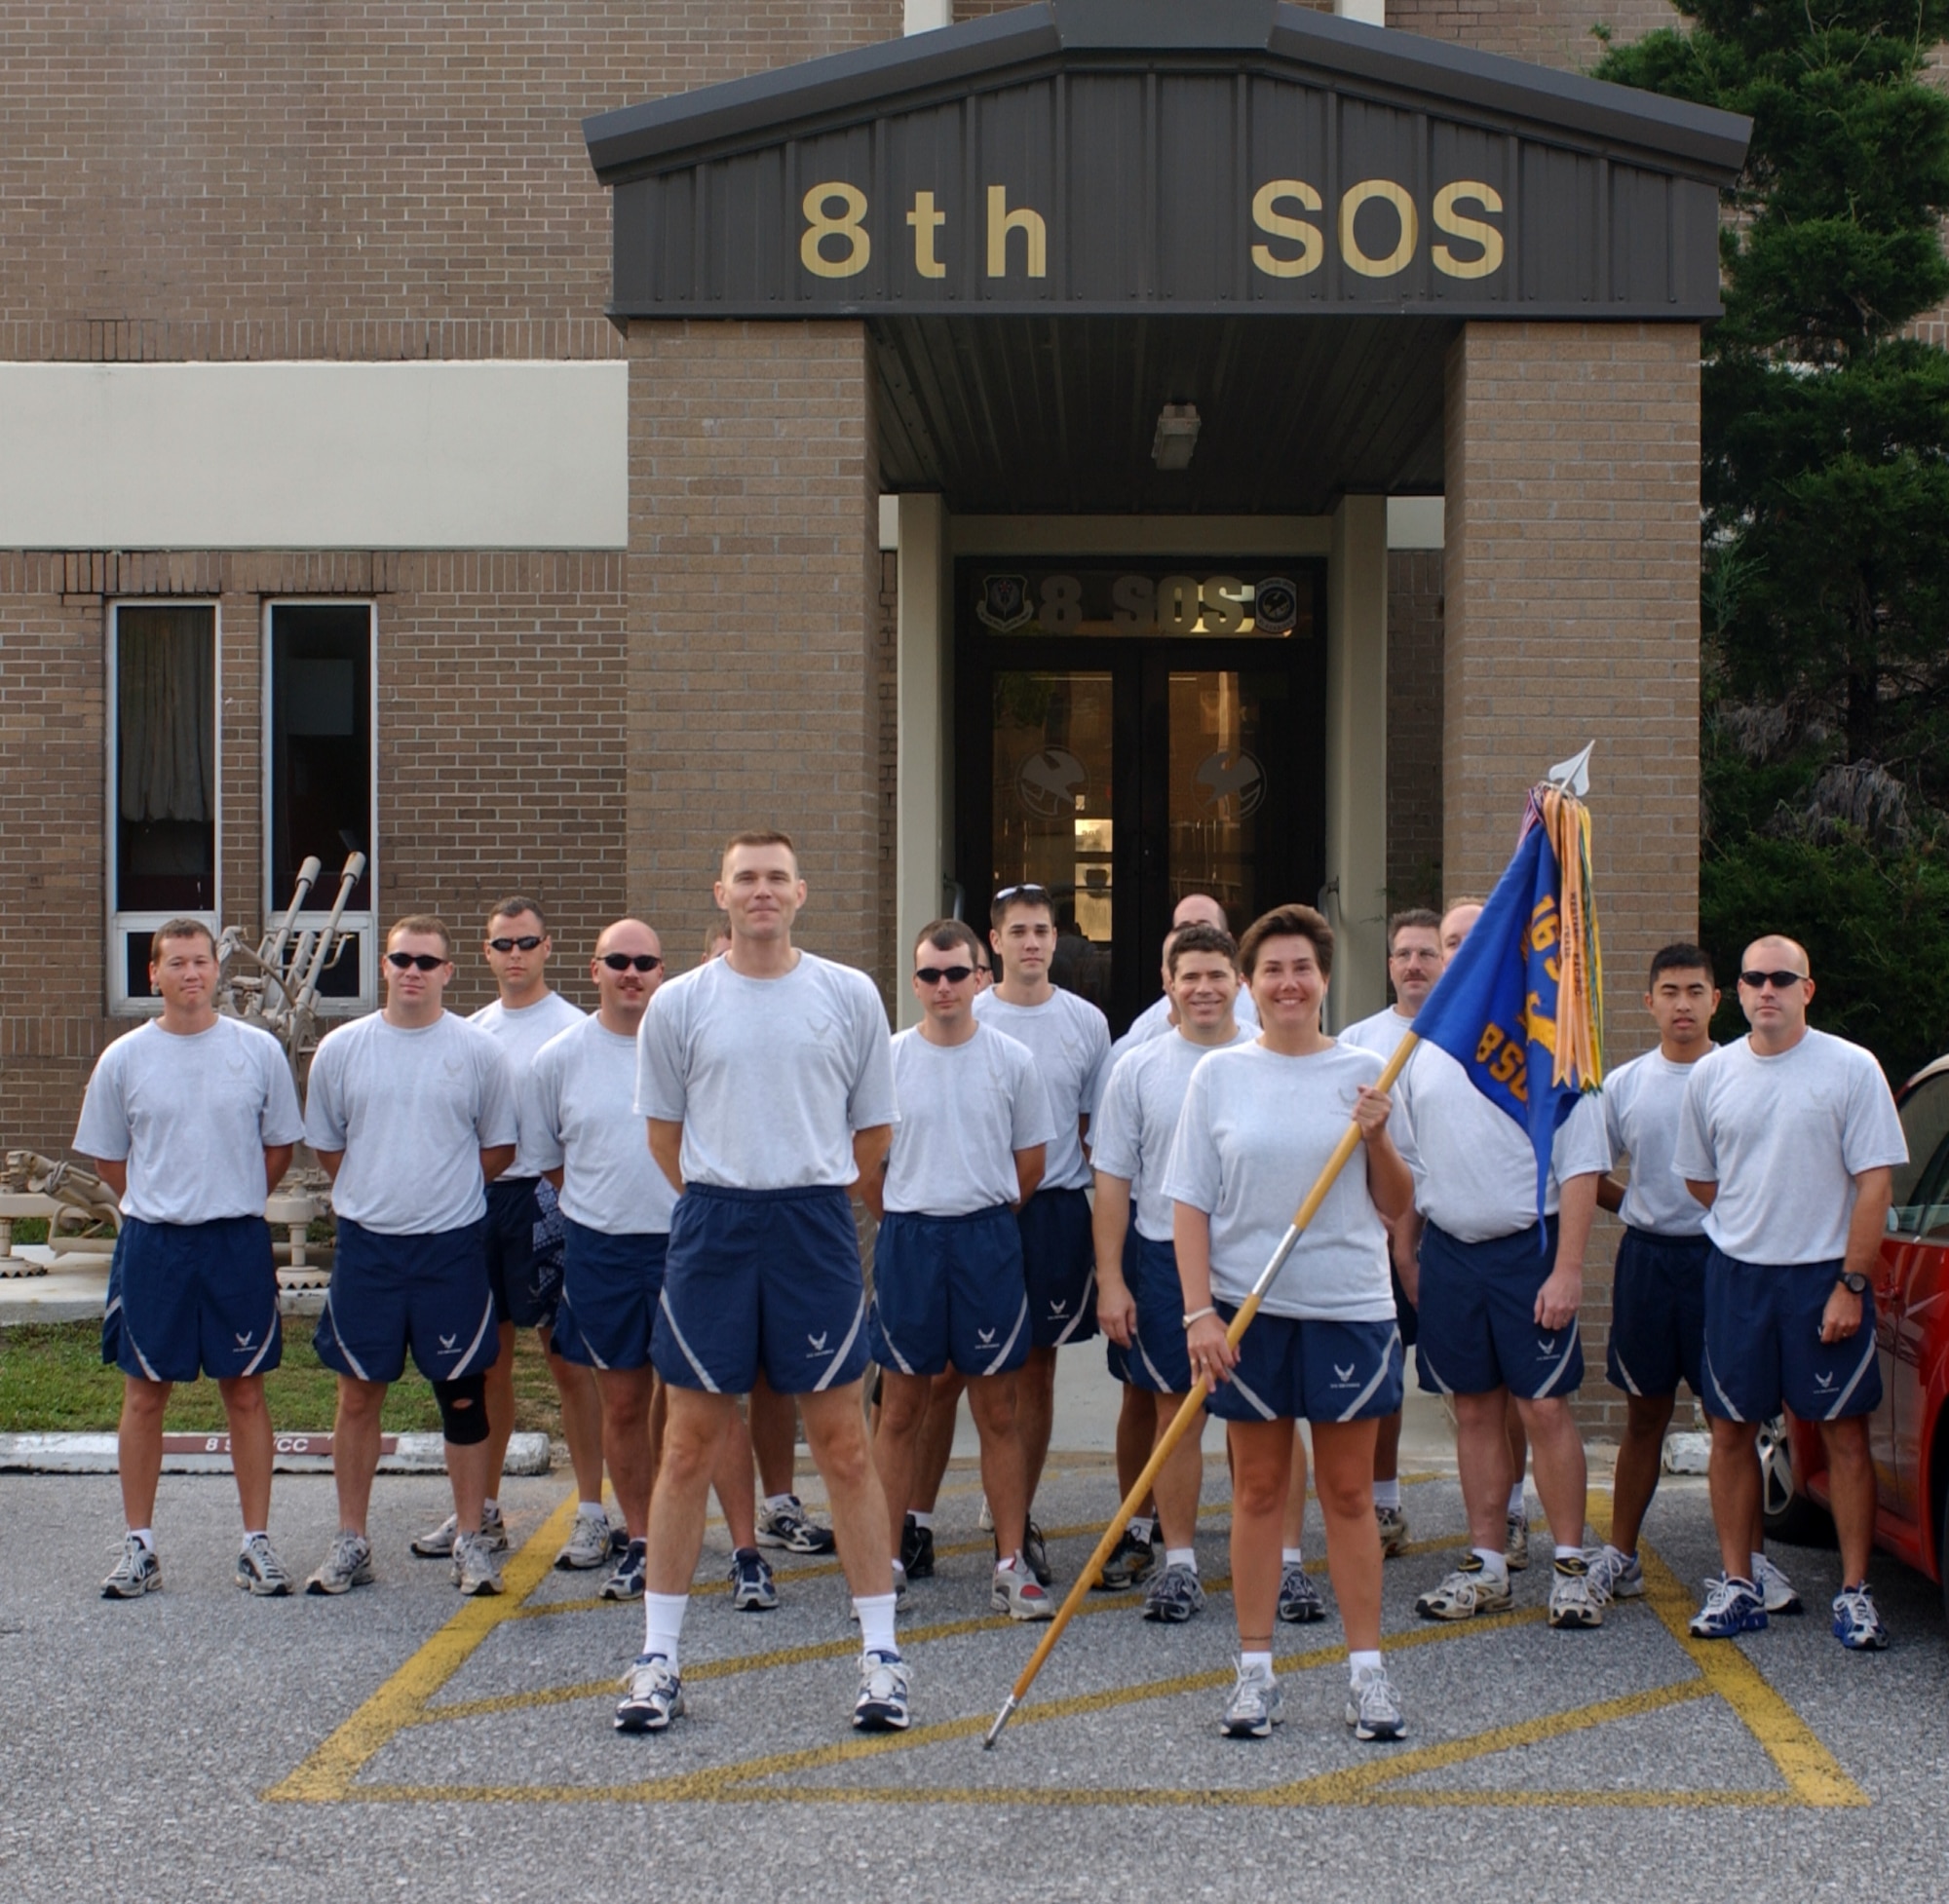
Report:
1603,1047,1715,1238
971,986,1112,1191
1107,987,1258,1075
530,1014,676,1237
1392,1042,1613,1242
305,1011,518,1234
471,991,586,1179
882,1024,1055,1216
633,952,897,1191
73,1016,305,1226
1339,1006,1415,1062
1091,1025,1254,1241
1162,1040,1395,1322
1673,1029,1908,1264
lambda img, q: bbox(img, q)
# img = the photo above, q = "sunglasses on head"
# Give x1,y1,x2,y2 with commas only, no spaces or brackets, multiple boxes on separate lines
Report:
386,951,447,971
1739,968,1806,991
487,934,544,953
915,964,975,986
993,884,1051,904
599,952,663,973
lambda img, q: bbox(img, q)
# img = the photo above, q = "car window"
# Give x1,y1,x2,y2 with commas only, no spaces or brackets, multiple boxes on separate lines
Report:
1891,1071,1949,1233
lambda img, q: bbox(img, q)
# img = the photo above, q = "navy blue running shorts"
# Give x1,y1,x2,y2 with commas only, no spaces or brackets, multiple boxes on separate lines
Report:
1203,1303,1404,1426
554,1218,667,1373
1122,1235,1195,1396
1701,1248,1881,1424
1018,1185,1097,1349
102,1215,282,1385
314,1217,497,1386
1606,1228,1709,1400
1414,1218,1584,1401
483,1176,561,1331
869,1205,1030,1379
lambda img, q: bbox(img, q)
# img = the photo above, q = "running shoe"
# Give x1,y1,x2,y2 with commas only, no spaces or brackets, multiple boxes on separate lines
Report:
1753,1552,1804,1616
755,1495,835,1555
601,1539,647,1601
1220,1661,1283,1739
1505,1507,1530,1572
614,1654,685,1733
991,1559,1053,1621
1831,1583,1890,1652
453,1531,505,1597
900,1514,936,1580
101,1534,161,1600
1414,1555,1511,1621
1094,1525,1158,1592
1688,1574,1767,1639
1375,1504,1410,1557
1022,1517,1052,1587
305,1531,375,1596
1142,1561,1204,1623
728,1546,779,1612
411,1504,507,1558
853,1650,911,1732
1583,1545,1643,1607
1346,1664,1408,1741
1278,1559,1326,1623
235,1533,292,1598
555,1511,613,1572
1547,1553,1602,1628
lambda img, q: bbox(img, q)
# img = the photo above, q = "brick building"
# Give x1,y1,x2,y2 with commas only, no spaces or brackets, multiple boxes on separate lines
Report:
0,0,1744,1428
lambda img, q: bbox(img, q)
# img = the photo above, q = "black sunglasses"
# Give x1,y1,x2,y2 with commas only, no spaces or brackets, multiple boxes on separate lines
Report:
915,965,975,986
385,951,448,971
993,884,1051,904
1739,969,1807,991
600,953,664,973
487,934,544,953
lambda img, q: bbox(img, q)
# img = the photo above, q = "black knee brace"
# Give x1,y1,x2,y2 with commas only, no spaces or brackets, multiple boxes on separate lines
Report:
433,1374,489,1446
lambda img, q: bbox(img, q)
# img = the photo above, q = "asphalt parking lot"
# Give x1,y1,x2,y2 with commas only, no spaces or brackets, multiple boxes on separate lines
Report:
4,1447,1949,1903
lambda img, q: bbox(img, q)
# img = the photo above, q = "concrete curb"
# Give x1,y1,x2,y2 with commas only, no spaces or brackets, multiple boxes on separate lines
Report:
0,1429,554,1476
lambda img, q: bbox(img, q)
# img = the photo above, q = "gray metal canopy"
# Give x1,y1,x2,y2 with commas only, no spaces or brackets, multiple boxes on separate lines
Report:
585,0,1750,324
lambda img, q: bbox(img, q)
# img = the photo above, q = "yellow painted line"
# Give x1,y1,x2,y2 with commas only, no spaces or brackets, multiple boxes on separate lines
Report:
1635,1542,1870,1809
263,1491,583,1804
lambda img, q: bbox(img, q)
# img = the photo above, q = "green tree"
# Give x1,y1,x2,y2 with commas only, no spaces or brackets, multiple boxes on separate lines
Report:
1598,1,1949,1084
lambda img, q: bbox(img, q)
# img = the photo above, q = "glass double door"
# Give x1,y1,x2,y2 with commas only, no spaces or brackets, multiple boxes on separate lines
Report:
956,568,1325,1031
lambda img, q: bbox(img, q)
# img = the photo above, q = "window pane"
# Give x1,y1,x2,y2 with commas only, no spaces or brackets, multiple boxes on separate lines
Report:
1166,668,1282,937
115,606,216,913
270,605,371,911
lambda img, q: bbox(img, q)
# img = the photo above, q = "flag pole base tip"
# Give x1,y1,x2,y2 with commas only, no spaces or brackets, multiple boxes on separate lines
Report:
982,1696,1018,1749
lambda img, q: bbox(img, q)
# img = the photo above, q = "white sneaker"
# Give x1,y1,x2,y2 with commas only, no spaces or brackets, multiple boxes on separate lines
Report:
555,1510,613,1572
1547,1555,1603,1628
1221,1661,1283,1738
1346,1664,1407,1741
305,1531,374,1596
1584,1544,1643,1606
991,1559,1053,1621
1415,1557,1510,1621
452,1531,505,1597
1752,1552,1803,1616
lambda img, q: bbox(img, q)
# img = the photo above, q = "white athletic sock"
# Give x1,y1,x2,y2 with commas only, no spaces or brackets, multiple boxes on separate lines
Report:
765,1492,797,1514
853,1591,898,1656
1554,1542,1584,1563
242,1530,266,1547
1128,1515,1156,1544
578,1500,607,1521
910,1510,934,1531
1471,1546,1510,1580
1372,1479,1401,1510
129,1528,155,1550
1165,1547,1197,1575
1280,1545,1304,1567
642,1591,688,1671
482,1498,499,1516
1507,1482,1526,1516
1241,1650,1274,1677
1349,1648,1384,1685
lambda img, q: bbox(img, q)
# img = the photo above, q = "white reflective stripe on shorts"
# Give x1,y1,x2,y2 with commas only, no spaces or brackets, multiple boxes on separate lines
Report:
450,1295,497,1379
1532,1320,1581,1398
1612,1345,1643,1396
813,1297,866,1392
123,1317,162,1383
1703,1344,1744,1423
1821,1330,1878,1420
1416,1343,1453,1395
1226,1369,1278,1420
319,1291,371,1382
1051,1269,1096,1346
877,1307,917,1378
1134,1332,1172,1391
657,1288,720,1393
239,1295,280,1378
979,1294,1028,1377
1336,1325,1402,1423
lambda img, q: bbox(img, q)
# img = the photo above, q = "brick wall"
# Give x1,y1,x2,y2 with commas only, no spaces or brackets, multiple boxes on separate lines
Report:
624,320,883,988
1442,321,1701,1431
1386,548,1444,912
0,551,627,1156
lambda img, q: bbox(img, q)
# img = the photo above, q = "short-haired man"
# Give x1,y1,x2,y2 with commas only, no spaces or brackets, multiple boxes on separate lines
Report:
1091,921,1254,1624
303,915,517,1597
971,882,1113,1582
1586,946,1798,1617
1395,899,1614,1629
1108,895,1260,1070
1340,907,1444,1557
865,919,1055,1620
79,920,306,1598
1674,935,1907,1648
620,831,905,1734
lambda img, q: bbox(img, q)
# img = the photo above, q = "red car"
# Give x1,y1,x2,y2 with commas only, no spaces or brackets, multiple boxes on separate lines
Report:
1762,1053,1949,1617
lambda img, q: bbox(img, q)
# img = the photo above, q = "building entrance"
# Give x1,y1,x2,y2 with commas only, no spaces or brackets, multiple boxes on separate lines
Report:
955,558,1325,1031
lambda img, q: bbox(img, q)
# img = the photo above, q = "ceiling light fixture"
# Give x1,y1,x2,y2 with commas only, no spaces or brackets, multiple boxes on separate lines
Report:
1151,402,1201,471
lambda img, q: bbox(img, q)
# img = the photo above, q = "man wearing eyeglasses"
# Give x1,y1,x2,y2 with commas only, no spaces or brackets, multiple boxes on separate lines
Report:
1674,935,1907,1649
863,919,1055,1620
303,915,517,1597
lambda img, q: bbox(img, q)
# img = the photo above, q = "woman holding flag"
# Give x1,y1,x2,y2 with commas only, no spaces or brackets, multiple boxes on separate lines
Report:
1164,903,1416,1742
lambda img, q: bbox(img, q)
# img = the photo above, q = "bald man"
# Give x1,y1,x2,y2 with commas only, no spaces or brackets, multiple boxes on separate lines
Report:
1674,934,1906,1650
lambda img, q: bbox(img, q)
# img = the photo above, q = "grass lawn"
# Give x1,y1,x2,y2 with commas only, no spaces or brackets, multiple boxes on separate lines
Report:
0,1316,568,1436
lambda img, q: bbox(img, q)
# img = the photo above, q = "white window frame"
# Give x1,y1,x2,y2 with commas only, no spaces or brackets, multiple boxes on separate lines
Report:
106,599,222,1015
262,599,379,1015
